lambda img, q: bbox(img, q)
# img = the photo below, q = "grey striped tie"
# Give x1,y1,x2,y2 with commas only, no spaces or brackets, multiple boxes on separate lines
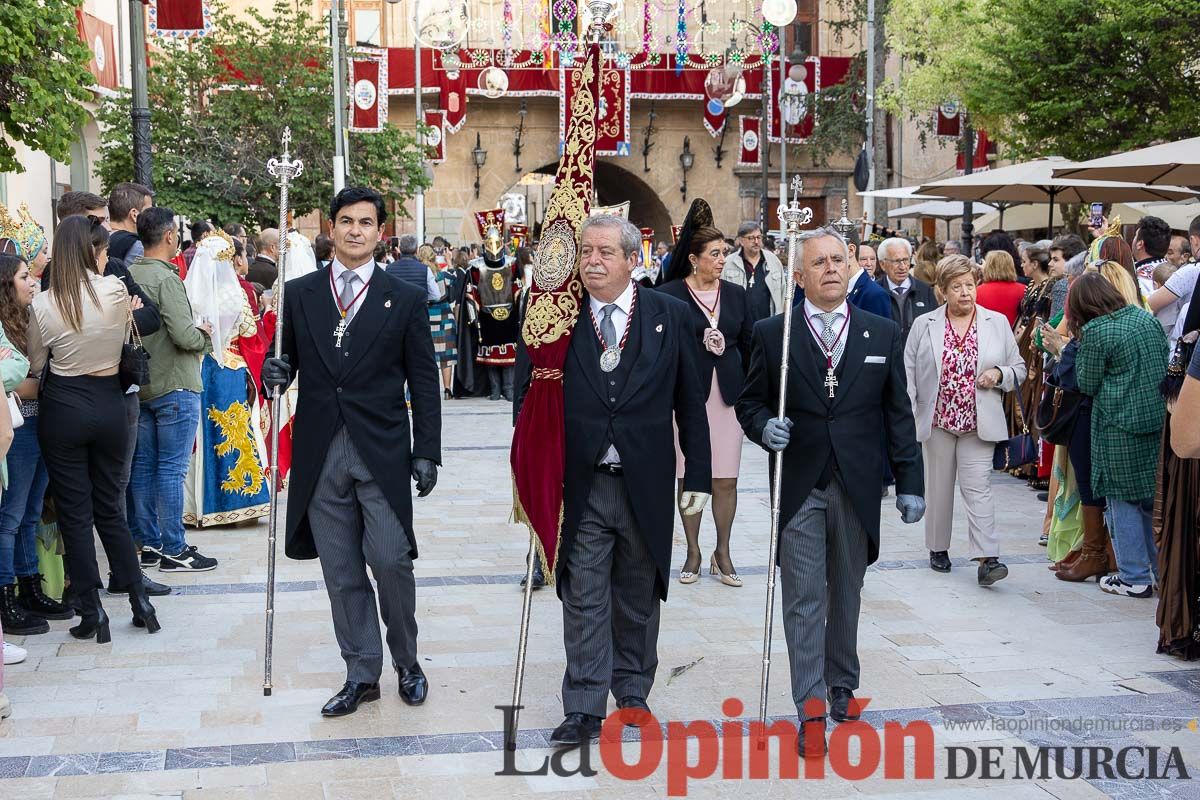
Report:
340,272,360,322
817,311,845,368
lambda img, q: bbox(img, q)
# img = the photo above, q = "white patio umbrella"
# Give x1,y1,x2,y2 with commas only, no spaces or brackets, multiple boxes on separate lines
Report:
1124,199,1200,231
918,156,1198,235
1050,137,1200,187
888,200,995,238
972,202,1148,234
858,185,945,200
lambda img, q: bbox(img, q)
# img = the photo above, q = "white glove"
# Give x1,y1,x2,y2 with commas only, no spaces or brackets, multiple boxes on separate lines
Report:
679,492,710,516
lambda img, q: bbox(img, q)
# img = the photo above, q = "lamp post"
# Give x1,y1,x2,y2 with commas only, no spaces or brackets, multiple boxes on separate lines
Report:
679,136,695,200
472,132,488,198
331,0,348,193
128,0,152,189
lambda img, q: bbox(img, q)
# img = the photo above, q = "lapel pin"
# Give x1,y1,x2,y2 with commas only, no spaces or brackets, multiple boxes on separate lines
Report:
384,299,392,308
863,330,870,338
655,324,663,333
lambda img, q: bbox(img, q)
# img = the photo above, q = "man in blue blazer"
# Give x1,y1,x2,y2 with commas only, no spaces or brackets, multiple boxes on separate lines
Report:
844,228,892,319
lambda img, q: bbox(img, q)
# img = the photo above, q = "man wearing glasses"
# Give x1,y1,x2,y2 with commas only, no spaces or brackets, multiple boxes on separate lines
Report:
875,237,937,344
722,222,786,321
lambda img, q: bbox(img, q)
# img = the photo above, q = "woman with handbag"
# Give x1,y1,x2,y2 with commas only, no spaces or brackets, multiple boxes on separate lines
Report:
904,256,1026,586
1062,272,1167,597
26,216,160,642
0,254,73,637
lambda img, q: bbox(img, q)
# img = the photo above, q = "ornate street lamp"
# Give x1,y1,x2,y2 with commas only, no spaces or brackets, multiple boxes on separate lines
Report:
679,136,695,200
472,132,488,198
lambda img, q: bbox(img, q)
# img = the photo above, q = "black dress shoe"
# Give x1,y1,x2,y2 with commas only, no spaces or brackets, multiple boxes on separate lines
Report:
397,663,428,706
321,681,381,717
520,560,546,590
550,712,602,746
828,687,860,723
977,557,1009,586
616,696,652,727
798,717,827,758
108,570,172,598
929,551,952,573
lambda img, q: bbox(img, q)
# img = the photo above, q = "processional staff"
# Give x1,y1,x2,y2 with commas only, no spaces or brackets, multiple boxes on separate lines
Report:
262,129,303,697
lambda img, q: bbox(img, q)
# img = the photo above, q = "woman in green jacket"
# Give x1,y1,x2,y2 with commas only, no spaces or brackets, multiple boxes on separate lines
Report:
1070,272,1168,599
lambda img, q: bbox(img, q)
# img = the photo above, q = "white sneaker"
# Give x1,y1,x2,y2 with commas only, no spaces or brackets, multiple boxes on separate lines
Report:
0,692,10,719
2,640,27,665
1099,575,1153,598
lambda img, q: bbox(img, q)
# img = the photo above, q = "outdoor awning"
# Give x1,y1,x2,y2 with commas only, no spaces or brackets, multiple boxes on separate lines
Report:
1050,138,1200,188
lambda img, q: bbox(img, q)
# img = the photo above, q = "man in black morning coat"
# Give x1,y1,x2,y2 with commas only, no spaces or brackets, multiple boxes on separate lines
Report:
515,214,712,746
263,187,442,719
737,226,925,757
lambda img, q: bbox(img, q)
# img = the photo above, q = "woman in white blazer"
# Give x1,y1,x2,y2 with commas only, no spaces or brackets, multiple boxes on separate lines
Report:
904,255,1027,586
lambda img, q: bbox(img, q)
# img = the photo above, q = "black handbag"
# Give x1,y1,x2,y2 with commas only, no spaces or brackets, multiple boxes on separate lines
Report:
1035,341,1083,446
993,382,1039,471
119,304,151,392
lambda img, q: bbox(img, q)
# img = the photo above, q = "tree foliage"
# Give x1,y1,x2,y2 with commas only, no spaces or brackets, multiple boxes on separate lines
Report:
0,0,96,174
888,0,1200,161
795,0,872,166
95,0,429,227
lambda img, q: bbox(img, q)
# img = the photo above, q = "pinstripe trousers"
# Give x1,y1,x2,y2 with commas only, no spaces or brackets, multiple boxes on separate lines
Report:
308,427,418,684
779,474,869,715
560,473,661,717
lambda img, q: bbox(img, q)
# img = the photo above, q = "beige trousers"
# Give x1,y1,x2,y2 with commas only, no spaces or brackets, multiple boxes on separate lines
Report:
923,427,998,559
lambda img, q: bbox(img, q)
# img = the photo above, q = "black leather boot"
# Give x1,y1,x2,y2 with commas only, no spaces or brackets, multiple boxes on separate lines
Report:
128,582,161,633
1,583,49,635
69,589,111,643
17,574,73,620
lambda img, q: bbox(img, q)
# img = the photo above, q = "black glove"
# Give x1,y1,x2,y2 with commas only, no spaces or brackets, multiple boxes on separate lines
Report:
263,355,291,389
412,457,438,497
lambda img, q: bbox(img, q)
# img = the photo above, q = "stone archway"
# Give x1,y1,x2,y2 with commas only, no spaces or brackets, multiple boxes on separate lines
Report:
524,159,674,241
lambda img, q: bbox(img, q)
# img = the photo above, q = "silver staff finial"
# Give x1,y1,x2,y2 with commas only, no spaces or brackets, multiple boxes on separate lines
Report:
268,127,304,185
831,197,856,238
778,175,813,235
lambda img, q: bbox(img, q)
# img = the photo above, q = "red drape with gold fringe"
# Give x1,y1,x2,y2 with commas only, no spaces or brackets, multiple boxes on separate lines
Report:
510,44,600,581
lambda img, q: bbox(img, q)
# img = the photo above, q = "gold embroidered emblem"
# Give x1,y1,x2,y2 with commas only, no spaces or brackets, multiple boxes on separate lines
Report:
491,272,505,291
535,220,577,292
491,306,510,321
208,401,265,496
522,280,581,347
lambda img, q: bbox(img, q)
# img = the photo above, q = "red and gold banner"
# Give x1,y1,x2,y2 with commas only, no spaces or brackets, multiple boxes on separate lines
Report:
936,102,962,138
703,102,727,138
560,64,629,156
956,128,991,174
640,227,654,267
509,224,529,249
149,0,211,38
510,45,600,580
738,116,761,167
75,10,117,91
423,110,446,163
435,51,467,133
349,49,388,132
671,224,683,244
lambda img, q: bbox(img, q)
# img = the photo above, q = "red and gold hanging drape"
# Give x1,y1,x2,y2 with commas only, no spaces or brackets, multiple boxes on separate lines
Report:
510,45,600,580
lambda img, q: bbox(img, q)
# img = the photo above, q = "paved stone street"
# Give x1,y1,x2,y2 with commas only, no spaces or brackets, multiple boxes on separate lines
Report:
0,397,1196,799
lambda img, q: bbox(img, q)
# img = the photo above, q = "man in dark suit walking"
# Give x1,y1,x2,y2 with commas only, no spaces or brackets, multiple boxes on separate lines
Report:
738,226,925,756
516,215,712,746
262,187,441,718
875,237,937,343
247,228,280,287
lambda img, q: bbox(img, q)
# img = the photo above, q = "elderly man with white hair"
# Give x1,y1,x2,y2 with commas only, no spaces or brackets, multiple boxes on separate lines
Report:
943,240,962,256
875,236,938,344
738,225,924,756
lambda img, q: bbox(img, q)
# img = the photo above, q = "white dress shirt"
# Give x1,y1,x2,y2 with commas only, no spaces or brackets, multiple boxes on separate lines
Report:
803,299,850,362
590,281,636,465
886,275,912,293
330,258,376,319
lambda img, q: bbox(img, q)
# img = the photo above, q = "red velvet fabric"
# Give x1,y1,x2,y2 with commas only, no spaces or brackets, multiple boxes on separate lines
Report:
509,45,600,576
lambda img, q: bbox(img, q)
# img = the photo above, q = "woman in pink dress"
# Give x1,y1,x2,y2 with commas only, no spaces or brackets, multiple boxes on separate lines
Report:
660,223,754,587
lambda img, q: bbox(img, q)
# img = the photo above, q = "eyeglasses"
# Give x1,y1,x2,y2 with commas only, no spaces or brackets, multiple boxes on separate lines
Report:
880,257,911,266
743,234,763,242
